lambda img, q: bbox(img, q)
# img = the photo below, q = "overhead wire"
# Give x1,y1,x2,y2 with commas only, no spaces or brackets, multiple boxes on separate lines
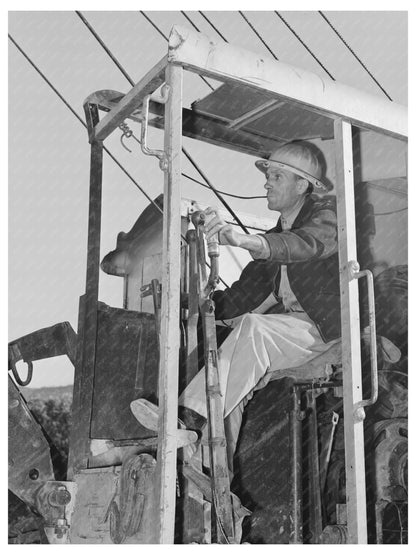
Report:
236,10,392,106
9,31,232,289
14,11,402,285
133,11,399,220
141,10,214,92
199,11,228,43
180,11,201,32
233,12,404,216
77,10,248,235
140,10,169,41
274,12,335,81
238,11,279,60
318,11,393,101
76,11,238,204
8,33,162,215
76,11,135,87
138,11,250,234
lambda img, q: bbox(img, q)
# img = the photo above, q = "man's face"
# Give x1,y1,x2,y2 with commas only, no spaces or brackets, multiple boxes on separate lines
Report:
263,167,303,212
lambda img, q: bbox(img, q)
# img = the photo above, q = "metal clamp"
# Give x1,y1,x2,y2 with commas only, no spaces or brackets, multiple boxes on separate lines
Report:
140,85,170,171
349,260,378,411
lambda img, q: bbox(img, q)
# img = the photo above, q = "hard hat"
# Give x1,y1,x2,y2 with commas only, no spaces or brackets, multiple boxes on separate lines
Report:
255,142,332,193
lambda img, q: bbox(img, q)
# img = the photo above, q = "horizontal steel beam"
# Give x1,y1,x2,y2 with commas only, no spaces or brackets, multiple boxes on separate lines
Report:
80,88,283,158
149,103,281,158
168,25,407,140
90,55,168,142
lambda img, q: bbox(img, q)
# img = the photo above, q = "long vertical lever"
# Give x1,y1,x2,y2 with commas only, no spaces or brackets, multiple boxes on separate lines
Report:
191,211,235,544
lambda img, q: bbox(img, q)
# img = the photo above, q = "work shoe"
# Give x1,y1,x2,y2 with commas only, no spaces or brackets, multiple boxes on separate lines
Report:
130,399,162,432
130,399,206,433
178,406,207,433
130,399,205,457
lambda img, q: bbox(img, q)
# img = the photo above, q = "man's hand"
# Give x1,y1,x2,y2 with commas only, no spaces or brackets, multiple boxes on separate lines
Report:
203,207,242,247
202,207,271,259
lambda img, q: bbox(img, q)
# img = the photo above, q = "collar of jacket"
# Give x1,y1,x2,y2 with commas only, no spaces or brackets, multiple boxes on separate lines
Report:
269,194,336,234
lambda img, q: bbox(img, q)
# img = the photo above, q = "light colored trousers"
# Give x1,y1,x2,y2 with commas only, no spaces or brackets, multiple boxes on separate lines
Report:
178,311,336,464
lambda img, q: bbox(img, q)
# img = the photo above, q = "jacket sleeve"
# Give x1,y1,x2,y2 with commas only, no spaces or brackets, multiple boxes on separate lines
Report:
263,199,338,263
212,258,277,320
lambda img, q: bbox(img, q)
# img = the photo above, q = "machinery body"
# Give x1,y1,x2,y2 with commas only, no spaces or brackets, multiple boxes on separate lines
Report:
8,25,407,544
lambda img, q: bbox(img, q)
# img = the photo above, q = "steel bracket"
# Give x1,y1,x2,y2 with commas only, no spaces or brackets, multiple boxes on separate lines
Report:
141,85,170,171
348,260,379,417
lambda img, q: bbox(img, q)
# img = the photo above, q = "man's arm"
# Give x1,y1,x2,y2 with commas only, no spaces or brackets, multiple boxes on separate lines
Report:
263,207,337,263
203,199,337,263
203,207,270,258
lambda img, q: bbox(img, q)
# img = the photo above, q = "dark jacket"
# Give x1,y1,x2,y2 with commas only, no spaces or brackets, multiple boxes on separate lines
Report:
212,194,341,343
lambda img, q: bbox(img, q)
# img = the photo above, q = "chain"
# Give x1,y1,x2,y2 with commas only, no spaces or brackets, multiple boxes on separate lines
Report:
119,121,133,152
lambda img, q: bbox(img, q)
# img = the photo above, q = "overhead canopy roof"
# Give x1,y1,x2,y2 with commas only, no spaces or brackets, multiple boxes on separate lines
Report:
168,25,407,141
86,24,407,159
191,82,334,145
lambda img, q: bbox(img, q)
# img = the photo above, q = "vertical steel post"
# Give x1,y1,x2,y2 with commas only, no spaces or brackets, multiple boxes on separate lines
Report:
334,118,368,543
306,390,323,542
289,385,303,544
154,63,183,544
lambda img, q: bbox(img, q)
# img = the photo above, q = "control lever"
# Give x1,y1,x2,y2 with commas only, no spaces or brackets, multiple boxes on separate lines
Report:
320,411,340,497
191,211,220,296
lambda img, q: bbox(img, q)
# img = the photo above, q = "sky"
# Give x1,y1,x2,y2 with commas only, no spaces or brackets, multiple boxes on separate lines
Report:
8,7,408,387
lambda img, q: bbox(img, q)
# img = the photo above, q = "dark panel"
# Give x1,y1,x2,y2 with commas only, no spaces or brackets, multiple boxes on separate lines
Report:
192,83,276,122
192,83,334,142
90,303,159,440
232,378,294,544
245,102,334,141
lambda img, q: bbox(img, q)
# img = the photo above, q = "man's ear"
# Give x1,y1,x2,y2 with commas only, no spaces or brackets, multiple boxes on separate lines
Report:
296,177,309,195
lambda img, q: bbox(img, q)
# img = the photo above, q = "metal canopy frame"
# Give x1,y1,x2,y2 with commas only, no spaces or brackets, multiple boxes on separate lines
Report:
72,24,408,544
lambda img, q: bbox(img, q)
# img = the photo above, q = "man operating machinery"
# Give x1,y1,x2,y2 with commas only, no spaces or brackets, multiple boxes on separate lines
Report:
132,140,340,473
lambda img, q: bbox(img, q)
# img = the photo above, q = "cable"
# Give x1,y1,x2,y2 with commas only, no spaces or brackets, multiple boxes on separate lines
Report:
318,11,393,101
239,11,279,60
76,11,135,87
77,10,245,235
182,148,249,234
182,173,265,200
140,11,214,92
10,34,233,289
180,11,200,33
274,12,335,81
127,129,264,201
374,206,407,216
140,10,168,41
138,11,250,234
9,33,86,129
113,129,238,288
199,11,228,42
8,33,162,215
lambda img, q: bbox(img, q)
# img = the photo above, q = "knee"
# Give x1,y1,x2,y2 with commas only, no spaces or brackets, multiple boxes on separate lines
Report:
239,313,262,335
